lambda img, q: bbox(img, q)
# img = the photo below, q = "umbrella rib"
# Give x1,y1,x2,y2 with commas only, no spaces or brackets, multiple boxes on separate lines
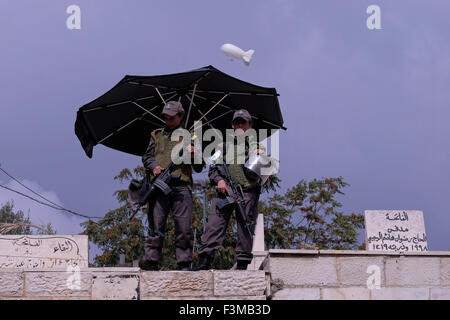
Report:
96,99,169,145
261,119,286,130
127,81,170,90
189,89,278,97
193,93,234,111
184,84,197,127
154,87,166,105
184,94,216,131
84,91,177,113
193,109,234,131
97,118,140,145
193,93,285,130
188,93,229,131
132,101,165,124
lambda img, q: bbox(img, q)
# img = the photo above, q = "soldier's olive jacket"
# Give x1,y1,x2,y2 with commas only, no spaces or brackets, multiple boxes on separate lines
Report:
208,136,264,191
142,126,204,185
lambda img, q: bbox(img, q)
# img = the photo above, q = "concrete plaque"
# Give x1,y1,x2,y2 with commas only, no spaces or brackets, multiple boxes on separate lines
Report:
92,274,140,300
365,210,428,252
0,235,88,269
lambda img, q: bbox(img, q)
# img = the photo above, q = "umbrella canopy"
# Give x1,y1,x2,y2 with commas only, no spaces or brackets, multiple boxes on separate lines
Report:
75,65,286,158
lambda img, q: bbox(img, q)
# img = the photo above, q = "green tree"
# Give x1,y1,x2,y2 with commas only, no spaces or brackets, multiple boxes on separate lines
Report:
80,167,147,267
81,167,363,268
0,201,56,235
260,177,365,250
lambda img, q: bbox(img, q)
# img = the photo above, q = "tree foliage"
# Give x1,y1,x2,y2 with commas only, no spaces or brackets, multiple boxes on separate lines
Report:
0,201,56,235
81,167,364,268
260,177,365,250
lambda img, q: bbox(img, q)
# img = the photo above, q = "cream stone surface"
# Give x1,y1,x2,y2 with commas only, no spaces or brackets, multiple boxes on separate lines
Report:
251,214,265,252
440,258,450,286
272,288,320,300
371,287,429,300
25,271,91,297
365,210,428,253
0,271,24,296
385,257,440,286
92,273,140,300
268,257,338,287
140,271,213,297
142,296,267,300
247,251,268,270
0,235,88,269
321,287,371,300
430,288,450,300
337,256,385,287
213,270,266,296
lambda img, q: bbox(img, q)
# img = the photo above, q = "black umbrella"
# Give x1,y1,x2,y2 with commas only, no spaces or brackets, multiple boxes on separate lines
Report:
75,65,286,158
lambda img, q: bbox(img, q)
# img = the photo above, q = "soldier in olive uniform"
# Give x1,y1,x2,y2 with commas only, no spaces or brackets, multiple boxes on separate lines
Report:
140,101,203,271
194,109,264,271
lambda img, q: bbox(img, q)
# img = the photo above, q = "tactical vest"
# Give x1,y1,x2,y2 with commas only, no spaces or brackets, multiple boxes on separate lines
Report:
226,143,260,190
152,128,193,185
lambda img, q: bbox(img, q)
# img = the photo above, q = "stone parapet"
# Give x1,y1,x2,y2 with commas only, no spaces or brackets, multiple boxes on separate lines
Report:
265,249,450,300
0,268,267,300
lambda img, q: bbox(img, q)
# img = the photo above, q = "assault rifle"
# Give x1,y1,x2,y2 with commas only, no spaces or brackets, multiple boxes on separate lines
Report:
128,148,184,220
216,163,254,238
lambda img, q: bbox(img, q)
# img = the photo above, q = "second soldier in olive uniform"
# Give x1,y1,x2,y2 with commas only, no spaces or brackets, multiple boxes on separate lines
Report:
194,109,264,270
140,101,203,271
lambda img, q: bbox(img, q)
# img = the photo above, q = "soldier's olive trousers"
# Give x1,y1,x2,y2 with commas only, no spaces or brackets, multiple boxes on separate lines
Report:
145,184,193,264
198,189,260,263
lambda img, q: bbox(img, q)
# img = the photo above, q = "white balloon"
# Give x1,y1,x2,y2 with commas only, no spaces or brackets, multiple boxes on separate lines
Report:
221,43,255,66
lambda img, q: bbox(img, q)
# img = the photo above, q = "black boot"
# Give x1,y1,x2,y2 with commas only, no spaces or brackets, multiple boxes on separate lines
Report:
236,260,249,270
192,255,212,271
177,261,192,271
139,259,159,271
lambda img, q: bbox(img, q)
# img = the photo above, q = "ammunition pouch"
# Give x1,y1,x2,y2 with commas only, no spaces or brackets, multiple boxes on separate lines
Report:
217,197,236,210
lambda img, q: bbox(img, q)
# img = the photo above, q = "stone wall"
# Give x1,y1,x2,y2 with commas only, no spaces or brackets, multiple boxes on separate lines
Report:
264,249,450,300
1,247,449,300
0,268,268,300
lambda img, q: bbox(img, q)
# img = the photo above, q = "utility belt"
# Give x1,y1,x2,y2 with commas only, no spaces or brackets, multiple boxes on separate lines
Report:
169,179,190,187
240,186,261,193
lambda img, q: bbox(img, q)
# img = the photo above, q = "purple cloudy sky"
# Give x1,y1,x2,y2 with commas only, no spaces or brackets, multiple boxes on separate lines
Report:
0,1,448,250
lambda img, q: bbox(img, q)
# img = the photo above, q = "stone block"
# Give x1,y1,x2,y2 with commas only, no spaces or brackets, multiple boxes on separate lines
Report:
337,256,385,287
385,257,440,286
92,273,140,300
251,214,265,252
1,296,91,300
247,251,268,271
140,271,213,297
142,296,266,300
371,287,429,300
0,271,24,296
268,256,338,287
25,271,91,297
321,287,370,300
364,210,428,253
213,271,266,296
430,288,450,300
440,258,450,286
272,288,320,300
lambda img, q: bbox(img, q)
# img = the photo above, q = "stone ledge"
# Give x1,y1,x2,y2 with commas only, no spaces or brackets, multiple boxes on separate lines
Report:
142,296,267,300
140,270,214,298
269,249,450,257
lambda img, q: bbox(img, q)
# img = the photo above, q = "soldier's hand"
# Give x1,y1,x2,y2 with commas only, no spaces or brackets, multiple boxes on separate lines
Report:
254,148,264,155
153,166,163,176
217,179,230,195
